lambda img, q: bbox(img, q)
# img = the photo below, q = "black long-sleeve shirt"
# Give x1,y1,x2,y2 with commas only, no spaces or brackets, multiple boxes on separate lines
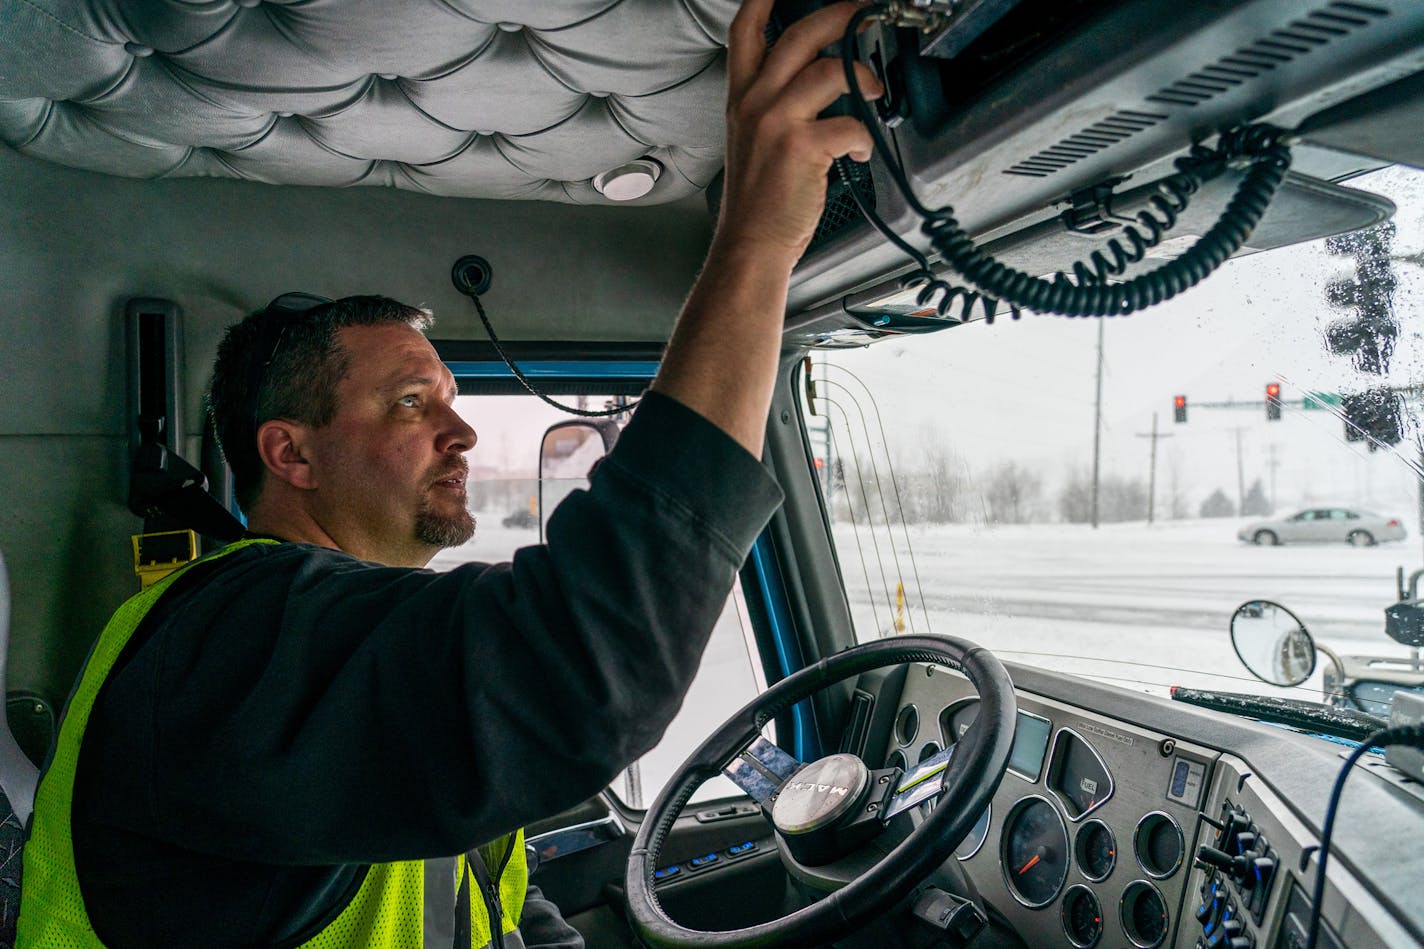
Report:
71,392,783,947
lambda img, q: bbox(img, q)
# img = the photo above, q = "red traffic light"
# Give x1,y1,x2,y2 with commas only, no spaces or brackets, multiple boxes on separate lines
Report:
1173,395,1187,423
1266,382,1282,421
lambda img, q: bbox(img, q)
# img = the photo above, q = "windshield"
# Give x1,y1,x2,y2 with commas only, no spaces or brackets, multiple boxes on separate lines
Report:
804,166,1424,707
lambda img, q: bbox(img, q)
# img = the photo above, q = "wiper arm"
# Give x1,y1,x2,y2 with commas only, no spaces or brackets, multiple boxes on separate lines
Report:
1169,686,1388,743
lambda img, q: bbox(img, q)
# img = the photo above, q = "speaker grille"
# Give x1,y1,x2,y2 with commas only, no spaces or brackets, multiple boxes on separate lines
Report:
809,159,876,251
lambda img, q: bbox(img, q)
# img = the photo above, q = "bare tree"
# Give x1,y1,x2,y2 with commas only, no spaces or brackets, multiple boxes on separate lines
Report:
1060,468,1150,523
1100,476,1149,523
1058,467,1093,523
917,441,969,523
983,461,1043,524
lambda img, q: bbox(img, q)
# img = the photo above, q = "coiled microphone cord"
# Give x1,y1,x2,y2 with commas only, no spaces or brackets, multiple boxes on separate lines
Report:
839,6,1294,321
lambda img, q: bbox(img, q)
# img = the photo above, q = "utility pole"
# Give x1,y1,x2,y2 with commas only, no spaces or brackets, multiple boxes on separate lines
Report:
1136,413,1172,525
1091,319,1104,529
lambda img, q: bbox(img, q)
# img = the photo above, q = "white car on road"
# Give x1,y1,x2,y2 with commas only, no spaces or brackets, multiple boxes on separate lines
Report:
1238,508,1406,546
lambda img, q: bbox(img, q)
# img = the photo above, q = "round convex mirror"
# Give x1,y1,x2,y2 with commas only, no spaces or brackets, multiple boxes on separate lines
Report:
1230,600,1316,686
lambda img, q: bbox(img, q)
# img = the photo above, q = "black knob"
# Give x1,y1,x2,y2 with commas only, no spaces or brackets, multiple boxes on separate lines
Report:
451,255,493,297
1197,846,1236,874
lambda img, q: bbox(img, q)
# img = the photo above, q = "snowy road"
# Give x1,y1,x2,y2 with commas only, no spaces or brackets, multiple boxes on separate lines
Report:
433,515,1423,804
834,517,1423,697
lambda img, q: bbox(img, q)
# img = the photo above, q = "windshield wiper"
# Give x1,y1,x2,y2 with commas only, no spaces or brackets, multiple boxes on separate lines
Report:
1170,686,1388,743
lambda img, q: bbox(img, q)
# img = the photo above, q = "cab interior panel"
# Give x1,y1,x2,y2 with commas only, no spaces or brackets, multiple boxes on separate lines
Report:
3,0,1424,947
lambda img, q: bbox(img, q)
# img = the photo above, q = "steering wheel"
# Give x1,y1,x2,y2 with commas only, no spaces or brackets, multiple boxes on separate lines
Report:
626,635,1016,948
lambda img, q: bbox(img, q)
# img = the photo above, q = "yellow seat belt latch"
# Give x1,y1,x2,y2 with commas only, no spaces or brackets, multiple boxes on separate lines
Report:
132,529,198,589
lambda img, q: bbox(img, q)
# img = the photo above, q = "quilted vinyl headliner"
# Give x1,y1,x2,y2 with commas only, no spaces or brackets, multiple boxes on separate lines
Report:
0,0,737,204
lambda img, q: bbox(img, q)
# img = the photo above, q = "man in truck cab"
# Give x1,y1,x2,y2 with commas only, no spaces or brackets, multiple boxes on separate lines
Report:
16,1,883,946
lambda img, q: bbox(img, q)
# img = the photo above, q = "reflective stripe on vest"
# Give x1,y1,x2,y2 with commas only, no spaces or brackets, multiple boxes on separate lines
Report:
17,539,526,948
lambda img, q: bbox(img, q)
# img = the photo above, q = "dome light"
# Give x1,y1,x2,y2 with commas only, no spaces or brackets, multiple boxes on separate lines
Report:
592,159,663,202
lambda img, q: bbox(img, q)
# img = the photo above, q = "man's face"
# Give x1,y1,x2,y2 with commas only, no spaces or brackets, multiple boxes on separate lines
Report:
305,323,477,566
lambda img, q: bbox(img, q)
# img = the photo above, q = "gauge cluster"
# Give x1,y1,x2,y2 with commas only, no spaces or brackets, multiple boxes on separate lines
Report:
884,664,1217,949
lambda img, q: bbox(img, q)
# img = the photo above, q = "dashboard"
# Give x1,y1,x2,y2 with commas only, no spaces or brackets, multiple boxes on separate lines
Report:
865,661,1424,948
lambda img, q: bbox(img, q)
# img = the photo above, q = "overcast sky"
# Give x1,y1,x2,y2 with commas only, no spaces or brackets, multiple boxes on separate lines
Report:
820,165,1424,517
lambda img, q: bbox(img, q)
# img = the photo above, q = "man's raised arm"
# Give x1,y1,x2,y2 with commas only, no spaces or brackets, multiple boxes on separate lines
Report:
650,0,883,456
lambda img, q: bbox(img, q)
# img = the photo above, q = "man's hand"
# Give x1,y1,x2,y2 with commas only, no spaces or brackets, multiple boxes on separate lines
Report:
651,0,883,455
717,0,884,267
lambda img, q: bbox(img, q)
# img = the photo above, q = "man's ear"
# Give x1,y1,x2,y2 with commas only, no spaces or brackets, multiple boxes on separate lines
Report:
255,420,318,491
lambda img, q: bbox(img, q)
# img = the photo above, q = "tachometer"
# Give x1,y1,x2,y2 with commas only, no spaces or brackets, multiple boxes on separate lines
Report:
1000,796,1069,908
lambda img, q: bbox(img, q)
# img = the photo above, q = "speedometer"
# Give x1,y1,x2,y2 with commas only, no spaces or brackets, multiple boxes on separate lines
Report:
1000,796,1069,908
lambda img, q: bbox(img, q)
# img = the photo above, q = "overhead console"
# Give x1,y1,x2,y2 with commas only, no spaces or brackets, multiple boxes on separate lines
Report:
782,0,1424,344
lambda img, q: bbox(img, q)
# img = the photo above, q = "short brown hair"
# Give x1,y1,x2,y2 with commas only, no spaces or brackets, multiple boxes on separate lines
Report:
208,295,432,511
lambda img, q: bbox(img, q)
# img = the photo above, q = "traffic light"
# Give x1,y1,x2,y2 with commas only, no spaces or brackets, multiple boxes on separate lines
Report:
1343,387,1402,447
1173,395,1187,423
1266,382,1282,421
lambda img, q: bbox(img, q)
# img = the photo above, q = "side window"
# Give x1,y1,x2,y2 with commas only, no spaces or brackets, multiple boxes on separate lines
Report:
430,392,768,807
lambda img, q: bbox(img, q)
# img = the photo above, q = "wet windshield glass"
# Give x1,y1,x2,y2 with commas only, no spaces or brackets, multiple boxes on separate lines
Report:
429,393,766,806
804,166,1424,708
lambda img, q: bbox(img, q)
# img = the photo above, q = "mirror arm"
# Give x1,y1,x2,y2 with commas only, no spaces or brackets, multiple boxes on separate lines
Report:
1401,566,1424,601
1315,643,1349,703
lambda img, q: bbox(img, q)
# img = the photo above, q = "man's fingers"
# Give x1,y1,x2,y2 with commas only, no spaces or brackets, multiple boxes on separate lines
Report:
751,2,863,103
727,0,775,106
809,114,877,164
776,58,883,121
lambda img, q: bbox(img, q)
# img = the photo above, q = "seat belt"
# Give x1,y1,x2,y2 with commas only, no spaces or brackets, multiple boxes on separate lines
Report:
126,298,244,587
129,416,244,587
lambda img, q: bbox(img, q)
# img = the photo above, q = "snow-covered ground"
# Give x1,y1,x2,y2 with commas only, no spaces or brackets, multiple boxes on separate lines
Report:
431,513,1424,805
833,516,1422,698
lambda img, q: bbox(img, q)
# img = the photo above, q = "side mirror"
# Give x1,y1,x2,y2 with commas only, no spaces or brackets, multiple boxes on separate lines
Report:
1230,600,1317,687
538,420,621,542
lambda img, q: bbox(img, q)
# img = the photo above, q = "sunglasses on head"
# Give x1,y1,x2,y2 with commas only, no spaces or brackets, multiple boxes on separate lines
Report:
246,292,333,442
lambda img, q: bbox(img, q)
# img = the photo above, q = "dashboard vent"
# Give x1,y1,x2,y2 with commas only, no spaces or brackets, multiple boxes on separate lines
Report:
1004,111,1167,177
839,688,875,756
